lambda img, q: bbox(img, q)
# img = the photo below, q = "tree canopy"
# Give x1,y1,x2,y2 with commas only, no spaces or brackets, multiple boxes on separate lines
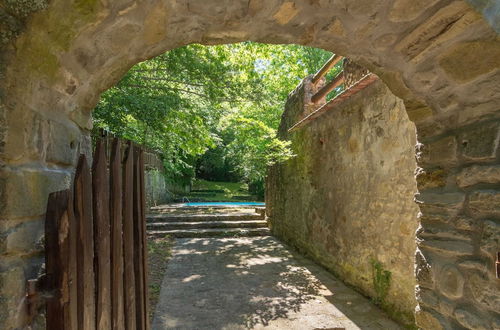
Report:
93,42,337,193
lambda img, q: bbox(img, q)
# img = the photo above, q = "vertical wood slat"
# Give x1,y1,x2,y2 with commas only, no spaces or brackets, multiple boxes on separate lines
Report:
68,191,79,330
45,190,76,330
122,142,137,330
110,138,125,330
92,139,112,329
140,148,150,330
133,146,146,330
74,155,96,330
45,137,149,330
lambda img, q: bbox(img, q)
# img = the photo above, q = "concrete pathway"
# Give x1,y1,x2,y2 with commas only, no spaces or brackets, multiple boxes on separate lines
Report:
152,237,403,330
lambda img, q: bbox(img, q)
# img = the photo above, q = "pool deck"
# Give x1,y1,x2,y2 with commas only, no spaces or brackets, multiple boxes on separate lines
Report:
151,203,265,210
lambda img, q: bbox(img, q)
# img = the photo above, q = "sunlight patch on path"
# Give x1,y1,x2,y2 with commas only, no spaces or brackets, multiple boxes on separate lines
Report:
152,237,402,330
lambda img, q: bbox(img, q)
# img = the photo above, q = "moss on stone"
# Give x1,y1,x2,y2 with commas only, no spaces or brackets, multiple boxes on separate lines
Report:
0,0,48,46
10,0,105,81
74,0,101,21
19,34,60,80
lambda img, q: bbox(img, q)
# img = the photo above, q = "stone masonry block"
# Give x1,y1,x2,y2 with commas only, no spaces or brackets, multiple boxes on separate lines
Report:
0,219,44,255
46,119,80,166
0,168,72,219
0,256,44,329
452,217,479,232
439,41,500,83
479,220,499,259
388,0,439,23
415,285,439,309
396,2,472,60
415,248,434,288
418,239,474,258
415,306,445,330
437,265,464,299
415,167,448,190
459,122,500,162
4,108,47,163
415,191,465,209
468,273,500,312
468,190,500,217
454,309,491,330
0,264,26,328
457,165,500,188
417,136,458,167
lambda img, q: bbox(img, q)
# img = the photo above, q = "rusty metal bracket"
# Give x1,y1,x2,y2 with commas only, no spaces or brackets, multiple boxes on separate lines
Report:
496,252,500,279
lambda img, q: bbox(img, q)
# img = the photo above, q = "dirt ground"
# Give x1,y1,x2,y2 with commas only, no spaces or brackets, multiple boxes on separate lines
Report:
152,237,402,330
148,236,175,320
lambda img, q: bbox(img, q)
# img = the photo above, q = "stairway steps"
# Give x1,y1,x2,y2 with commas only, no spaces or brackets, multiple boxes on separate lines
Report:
147,220,267,230
147,213,264,222
148,227,271,238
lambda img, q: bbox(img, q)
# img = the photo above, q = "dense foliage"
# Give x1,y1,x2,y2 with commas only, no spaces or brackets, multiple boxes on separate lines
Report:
93,42,336,194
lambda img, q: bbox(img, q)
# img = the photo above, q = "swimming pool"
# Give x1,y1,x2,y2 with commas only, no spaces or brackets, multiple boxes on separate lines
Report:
183,202,265,207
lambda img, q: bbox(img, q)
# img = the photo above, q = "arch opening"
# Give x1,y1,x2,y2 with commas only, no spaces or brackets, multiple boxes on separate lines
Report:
0,1,499,329
92,41,420,328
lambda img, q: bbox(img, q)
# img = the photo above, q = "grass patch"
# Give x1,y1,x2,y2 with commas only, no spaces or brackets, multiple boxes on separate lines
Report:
184,179,260,201
371,259,391,306
148,235,174,320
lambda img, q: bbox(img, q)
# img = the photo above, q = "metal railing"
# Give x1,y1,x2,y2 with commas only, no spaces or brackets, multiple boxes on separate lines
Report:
288,55,378,132
310,54,344,103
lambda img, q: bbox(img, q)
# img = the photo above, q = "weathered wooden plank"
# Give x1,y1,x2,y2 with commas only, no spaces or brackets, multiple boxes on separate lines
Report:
68,190,79,330
74,154,96,330
122,141,137,330
45,190,72,330
139,148,150,330
133,145,146,330
92,138,112,329
110,138,125,330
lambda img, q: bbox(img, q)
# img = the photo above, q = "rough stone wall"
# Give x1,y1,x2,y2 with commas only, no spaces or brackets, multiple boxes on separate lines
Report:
267,76,419,325
0,0,499,328
145,169,169,207
413,104,500,329
0,0,48,46
343,58,370,88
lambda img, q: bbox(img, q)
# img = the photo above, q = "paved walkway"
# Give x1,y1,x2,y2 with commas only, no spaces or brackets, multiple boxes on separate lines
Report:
152,237,402,330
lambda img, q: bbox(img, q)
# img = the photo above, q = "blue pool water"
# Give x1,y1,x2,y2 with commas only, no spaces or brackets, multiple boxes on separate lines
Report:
183,202,265,207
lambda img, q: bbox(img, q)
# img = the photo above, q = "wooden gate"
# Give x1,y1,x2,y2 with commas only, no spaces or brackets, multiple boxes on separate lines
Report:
43,137,149,330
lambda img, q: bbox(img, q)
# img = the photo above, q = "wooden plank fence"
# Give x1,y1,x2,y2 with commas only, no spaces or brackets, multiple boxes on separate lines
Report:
44,137,149,330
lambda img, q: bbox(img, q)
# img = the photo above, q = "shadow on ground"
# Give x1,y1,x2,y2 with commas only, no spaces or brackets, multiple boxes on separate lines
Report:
152,237,401,330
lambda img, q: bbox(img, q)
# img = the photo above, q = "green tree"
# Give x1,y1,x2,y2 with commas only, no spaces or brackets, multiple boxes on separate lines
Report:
93,42,335,188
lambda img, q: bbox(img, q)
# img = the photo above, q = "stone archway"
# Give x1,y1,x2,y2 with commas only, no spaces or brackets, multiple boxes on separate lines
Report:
0,0,499,328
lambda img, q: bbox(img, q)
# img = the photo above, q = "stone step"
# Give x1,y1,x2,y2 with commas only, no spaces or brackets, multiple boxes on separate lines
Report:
150,205,263,212
148,227,271,238
147,220,268,230
147,213,264,222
